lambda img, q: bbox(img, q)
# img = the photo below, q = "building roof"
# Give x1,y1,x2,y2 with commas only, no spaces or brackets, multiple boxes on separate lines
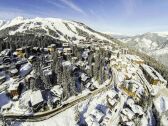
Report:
126,54,144,62
30,90,43,106
51,85,63,97
10,68,18,74
62,61,71,67
141,64,159,80
8,82,20,91
85,115,99,126
81,73,89,82
90,109,104,122
122,108,135,120
0,75,6,81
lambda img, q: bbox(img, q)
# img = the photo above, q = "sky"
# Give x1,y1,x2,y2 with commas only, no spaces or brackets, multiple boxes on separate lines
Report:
0,0,168,35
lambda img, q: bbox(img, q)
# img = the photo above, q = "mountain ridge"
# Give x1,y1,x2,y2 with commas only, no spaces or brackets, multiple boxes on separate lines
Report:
115,32,168,67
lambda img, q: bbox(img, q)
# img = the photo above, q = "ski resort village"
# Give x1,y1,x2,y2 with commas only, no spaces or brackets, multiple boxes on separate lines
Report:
0,17,167,126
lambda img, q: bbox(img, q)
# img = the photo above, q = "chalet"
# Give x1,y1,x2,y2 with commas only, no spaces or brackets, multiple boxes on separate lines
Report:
121,108,135,120
15,48,26,58
0,75,6,84
125,121,135,126
107,97,118,109
100,112,111,126
90,109,104,123
126,55,144,65
120,48,128,54
71,57,78,64
140,64,165,85
85,82,97,91
9,68,18,77
48,44,56,53
43,48,49,53
126,98,143,117
32,47,41,54
29,90,44,112
62,42,69,48
19,63,32,77
1,102,13,113
80,73,90,85
28,55,37,63
0,49,12,57
50,85,63,107
85,115,99,126
120,113,129,122
107,90,119,100
16,59,28,70
8,82,22,100
63,47,72,55
56,48,63,56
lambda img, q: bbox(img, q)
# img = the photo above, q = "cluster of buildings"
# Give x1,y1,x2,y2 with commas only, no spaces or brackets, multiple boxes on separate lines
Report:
0,40,114,114
119,98,144,125
0,42,74,113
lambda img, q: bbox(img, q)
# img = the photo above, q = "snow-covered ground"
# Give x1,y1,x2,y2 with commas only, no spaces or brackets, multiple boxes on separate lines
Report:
0,17,113,44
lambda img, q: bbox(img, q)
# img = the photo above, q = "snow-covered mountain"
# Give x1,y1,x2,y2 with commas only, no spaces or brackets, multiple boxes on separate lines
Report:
119,32,168,67
0,20,6,28
0,17,112,44
104,32,130,39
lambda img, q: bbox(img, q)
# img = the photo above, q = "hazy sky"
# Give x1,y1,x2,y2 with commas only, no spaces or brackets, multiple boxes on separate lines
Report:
0,0,168,35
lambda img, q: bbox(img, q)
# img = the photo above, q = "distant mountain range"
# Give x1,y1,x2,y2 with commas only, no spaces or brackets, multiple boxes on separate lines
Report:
111,32,168,67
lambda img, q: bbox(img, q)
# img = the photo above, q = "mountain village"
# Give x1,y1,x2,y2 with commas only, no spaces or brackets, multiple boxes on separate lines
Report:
0,34,168,126
0,17,167,126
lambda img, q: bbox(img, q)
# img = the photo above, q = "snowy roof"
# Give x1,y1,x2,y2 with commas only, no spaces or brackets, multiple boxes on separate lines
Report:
0,75,6,81
150,67,166,83
161,112,168,126
30,90,43,106
8,82,20,91
107,98,118,106
120,113,129,122
90,109,104,122
131,105,143,115
43,69,52,76
81,73,89,82
28,55,36,60
126,54,144,62
1,102,13,111
154,96,168,114
62,61,71,67
126,98,134,107
141,64,159,80
51,85,63,97
0,49,11,56
125,121,135,126
85,82,92,88
107,90,117,99
0,92,10,107
122,108,135,120
82,50,89,59
10,68,18,74
48,44,56,48
20,63,32,77
85,115,99,126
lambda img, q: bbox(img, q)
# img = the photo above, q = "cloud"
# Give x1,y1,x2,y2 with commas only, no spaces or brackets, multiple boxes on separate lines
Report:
47,0,66,8
58,0,86,15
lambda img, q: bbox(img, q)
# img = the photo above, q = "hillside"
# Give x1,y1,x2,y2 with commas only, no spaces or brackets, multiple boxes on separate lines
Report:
0,17,112,47
118,32,168,67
